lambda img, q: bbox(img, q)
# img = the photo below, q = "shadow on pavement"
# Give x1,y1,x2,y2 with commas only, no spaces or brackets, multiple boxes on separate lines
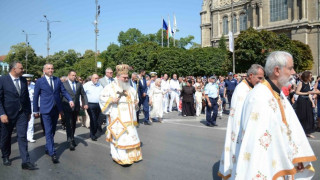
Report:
212,161,222,180
200,120,208,126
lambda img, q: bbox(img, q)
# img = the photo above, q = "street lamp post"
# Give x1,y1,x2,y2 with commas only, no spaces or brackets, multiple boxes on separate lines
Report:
22,30,35,74
94,0,100,73
41,15,60,59
231,0,235,74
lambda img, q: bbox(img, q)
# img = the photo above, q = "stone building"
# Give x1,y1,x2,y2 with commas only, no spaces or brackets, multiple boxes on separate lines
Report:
200,0,320,75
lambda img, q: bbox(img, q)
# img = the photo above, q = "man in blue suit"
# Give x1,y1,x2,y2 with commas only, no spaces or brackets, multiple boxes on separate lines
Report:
0,61,37,170
137,69,151,125
33,63,74,164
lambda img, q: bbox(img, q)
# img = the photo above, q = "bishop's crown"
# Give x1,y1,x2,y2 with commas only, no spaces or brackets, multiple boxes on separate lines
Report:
116,64,130,75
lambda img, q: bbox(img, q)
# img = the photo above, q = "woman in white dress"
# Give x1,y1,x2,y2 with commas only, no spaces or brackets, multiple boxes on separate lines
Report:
149,78,165,122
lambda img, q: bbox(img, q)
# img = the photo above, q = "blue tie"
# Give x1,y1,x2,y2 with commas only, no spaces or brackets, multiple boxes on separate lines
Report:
72,82,76,94
50,77,54,90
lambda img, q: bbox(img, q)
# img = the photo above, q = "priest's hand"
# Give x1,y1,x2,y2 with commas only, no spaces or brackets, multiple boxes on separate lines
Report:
0,114,9,124
297,162,305,172
34,113,40,119
112,98,119,104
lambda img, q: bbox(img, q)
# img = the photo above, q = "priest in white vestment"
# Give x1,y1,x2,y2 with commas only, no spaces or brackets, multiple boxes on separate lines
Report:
218,64,265,179
99,64,142,166
232,51,316,179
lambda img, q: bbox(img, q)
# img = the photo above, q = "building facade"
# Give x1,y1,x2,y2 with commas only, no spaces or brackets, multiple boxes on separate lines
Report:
0,55,9,75
200,0,320,75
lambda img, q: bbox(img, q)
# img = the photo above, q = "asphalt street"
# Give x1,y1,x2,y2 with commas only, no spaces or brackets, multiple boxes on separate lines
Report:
0,110,319,180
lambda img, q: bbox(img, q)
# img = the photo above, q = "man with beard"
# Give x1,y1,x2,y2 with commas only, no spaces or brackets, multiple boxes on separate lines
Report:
231,51,316,179
99,64,142,166
218,64,264,179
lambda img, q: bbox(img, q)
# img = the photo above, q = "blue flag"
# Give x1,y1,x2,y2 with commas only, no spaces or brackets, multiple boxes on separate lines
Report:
163,19,168,30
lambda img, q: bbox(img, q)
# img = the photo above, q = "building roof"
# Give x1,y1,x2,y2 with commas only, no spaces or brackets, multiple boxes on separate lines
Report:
0,55,6,62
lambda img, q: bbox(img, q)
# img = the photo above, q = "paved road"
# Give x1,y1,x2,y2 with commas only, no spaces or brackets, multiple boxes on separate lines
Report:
0,111,319,180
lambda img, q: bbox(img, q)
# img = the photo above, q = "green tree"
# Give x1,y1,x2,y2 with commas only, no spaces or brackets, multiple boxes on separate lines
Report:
218,35,227,51
47,49,81,77
234,27,313,73
118,28,144,46
4,42,45,78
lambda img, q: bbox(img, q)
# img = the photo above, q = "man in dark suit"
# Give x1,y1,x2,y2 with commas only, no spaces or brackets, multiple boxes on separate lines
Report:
62,70,88,151
0,61,37,170
137,69,151,125
33,63,74,164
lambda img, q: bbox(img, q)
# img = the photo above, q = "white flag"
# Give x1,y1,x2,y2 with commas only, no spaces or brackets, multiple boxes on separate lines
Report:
228,31,234,52
173,14,177,34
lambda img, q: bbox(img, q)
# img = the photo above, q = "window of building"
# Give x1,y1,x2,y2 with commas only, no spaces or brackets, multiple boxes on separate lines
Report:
232,15,237,33
270,0,288,22
239,13,247,31
223,16,228,34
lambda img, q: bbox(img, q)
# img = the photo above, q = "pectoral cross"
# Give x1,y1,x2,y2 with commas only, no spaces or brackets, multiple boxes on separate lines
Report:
117,90,127,98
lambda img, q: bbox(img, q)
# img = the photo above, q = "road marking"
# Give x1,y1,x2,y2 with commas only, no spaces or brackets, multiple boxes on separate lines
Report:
163,121,227,130
57,130,109,148
164,119,205,122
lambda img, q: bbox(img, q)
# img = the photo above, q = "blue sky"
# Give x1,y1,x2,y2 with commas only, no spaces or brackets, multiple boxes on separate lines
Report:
0,0,202,57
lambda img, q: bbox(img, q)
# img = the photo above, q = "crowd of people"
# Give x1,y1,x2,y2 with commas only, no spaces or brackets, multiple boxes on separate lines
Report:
0,51,317,179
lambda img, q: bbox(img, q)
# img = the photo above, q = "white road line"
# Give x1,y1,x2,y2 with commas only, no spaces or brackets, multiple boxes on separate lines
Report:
164,119,205,122
163,121,227,130
57,130,109,148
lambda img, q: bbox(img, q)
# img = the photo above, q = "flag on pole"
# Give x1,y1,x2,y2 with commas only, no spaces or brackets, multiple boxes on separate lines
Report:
173,14,177,34
228,31,234,52
163,19,168,30
168,19,172,38
163,19,171,39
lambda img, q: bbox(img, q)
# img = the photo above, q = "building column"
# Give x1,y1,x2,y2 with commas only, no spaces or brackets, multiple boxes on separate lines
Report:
301,0,306,20
228,16,231,33
237,16,240,33
251,2,257,28
258,2,263,28
292,0,298,21
219,20,222,36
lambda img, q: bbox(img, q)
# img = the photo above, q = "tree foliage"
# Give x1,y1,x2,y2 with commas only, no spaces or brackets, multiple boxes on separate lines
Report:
235,27,313,73
5,27,313,79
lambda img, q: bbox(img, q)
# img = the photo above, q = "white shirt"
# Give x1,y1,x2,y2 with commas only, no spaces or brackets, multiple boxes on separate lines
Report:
45,75,54,89
68,79,76,92
83,81,103,103
169,79,180,93
161,79,170,93
9,73,21,88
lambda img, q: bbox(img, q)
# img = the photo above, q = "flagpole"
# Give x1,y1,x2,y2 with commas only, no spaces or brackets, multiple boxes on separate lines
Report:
162,17,163,47
231,0,235,74
167,15,169,47
173,13,175,47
